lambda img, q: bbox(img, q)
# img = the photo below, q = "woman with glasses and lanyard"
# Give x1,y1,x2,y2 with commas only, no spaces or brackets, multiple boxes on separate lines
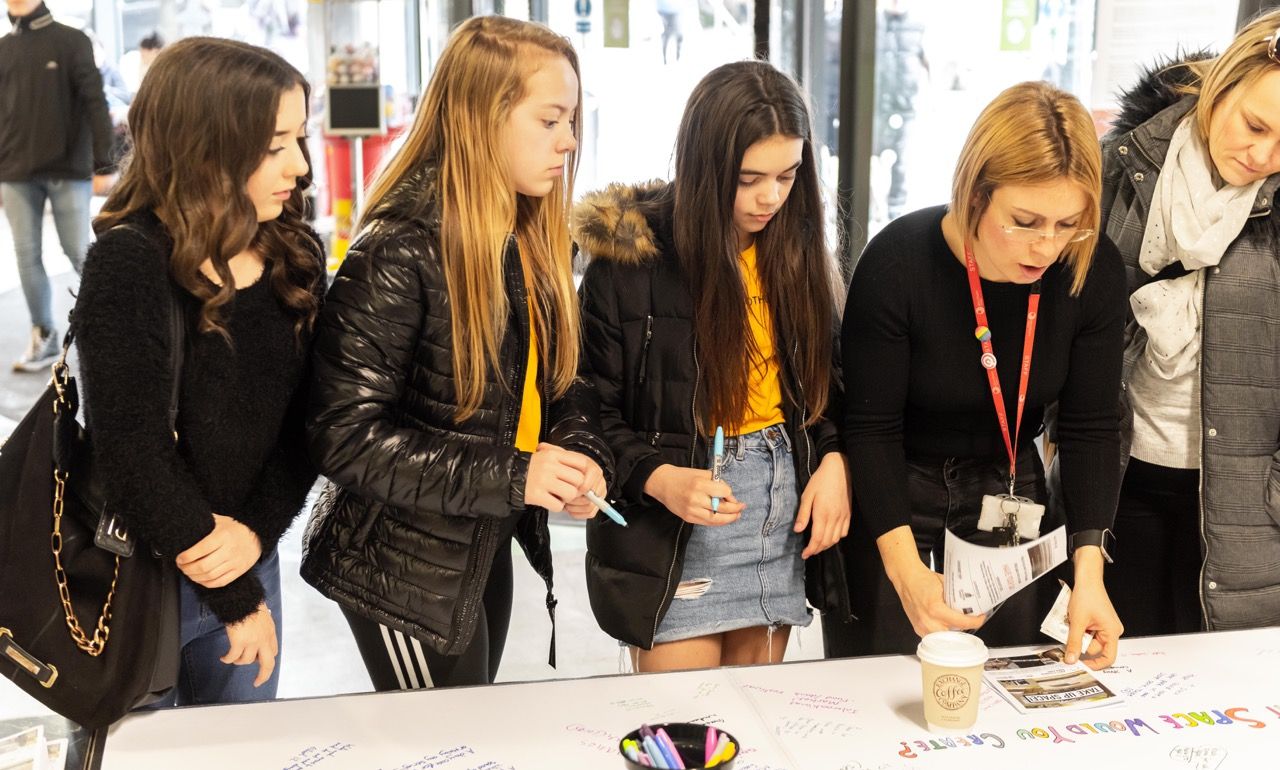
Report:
827,81,1126,669
1099,10,1280,636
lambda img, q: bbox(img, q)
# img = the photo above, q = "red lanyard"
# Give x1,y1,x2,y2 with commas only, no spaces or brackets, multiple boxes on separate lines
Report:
963,244,1040,493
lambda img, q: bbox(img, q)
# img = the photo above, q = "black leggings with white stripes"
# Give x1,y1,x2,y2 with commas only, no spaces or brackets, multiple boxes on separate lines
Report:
341,540,514,690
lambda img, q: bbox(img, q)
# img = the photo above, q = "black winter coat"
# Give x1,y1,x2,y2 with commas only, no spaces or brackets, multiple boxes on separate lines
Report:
0,4,114,180
302,168,613,659
574,180,852,649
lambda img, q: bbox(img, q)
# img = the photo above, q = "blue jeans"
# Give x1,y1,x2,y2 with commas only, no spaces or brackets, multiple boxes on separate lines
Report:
168,548,284,706
0,178,91,331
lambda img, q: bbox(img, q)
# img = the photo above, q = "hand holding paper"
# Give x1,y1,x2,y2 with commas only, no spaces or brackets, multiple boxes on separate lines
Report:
1041,581,1093,652
878,526,985,636
1063,554,1123,669
943,525,1067,617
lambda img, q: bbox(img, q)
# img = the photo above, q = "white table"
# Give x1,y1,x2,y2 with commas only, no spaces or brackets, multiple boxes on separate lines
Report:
101,628,1280,769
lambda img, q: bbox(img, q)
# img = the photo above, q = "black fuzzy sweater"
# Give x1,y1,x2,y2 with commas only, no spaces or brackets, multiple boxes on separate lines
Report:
73,212,320,624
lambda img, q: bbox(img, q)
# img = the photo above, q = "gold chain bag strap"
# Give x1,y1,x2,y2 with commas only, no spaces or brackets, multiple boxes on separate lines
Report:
50,359,120,656
48,221,186,658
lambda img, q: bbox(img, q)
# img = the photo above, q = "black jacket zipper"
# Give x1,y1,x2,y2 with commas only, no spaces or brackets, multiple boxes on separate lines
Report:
647,338,698,648
453,237,523,653
638,315,654,385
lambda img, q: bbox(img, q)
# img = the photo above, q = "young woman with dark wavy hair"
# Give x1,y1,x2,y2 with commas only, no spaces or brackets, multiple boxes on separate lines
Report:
73,36,325,705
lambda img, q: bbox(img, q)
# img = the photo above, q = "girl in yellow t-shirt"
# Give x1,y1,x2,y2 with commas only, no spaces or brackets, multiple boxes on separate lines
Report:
575,61,851,672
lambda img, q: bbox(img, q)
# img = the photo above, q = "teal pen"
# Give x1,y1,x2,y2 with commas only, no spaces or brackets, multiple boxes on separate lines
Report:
584,490,628,527
710,426,725,512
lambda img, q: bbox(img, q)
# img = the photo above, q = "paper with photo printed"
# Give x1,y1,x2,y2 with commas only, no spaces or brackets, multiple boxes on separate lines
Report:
983,650,1123,714
944,525,1066,615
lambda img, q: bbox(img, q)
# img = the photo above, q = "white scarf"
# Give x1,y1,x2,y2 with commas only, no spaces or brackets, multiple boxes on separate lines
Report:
1131,116,1263,378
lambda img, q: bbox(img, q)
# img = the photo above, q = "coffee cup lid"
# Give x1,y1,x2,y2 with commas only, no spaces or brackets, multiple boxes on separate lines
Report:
917,631,988,667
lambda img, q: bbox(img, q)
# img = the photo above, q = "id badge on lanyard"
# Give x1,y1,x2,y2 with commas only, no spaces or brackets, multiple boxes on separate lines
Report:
963,243,1044,546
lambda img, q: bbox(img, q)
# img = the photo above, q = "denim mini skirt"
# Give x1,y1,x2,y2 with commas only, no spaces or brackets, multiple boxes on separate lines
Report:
653,424,812,643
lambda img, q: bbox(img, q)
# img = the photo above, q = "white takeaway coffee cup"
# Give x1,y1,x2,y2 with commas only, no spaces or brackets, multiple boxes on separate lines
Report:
917,631,988,733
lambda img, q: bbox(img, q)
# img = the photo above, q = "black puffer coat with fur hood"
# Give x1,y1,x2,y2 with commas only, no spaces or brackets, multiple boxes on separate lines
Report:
573,180,852,649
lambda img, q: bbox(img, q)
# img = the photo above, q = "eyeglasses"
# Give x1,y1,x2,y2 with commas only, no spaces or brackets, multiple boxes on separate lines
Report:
1000,225,1094,244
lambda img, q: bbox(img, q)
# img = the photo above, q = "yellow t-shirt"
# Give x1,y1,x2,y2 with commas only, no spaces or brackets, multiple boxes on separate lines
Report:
737,243,784,435
514,264,542,452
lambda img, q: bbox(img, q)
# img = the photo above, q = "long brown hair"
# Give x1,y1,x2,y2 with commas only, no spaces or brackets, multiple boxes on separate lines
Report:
361,16,582,421
672,60,838,434
950,81,1101,296
95,37,323,338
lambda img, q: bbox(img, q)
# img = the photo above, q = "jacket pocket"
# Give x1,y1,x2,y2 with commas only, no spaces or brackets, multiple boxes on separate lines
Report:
352,499,384,549
1265,455,1280,528
1204,583,1280,630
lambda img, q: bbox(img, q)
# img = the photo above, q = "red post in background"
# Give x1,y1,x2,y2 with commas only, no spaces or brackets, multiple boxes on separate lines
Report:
322,129,404,270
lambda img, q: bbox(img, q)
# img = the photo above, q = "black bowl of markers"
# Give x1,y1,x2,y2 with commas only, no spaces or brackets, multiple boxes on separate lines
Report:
618,722,739,769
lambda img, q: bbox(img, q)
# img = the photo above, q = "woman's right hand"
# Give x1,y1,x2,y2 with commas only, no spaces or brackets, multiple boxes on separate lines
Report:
877,525,985,637
524,443,589,511
643,465,744,526
222,603,278,688
176,513,262,589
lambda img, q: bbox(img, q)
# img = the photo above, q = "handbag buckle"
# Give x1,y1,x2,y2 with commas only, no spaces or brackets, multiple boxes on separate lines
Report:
95,508,136,558
0,627,59,688
51,360,71,414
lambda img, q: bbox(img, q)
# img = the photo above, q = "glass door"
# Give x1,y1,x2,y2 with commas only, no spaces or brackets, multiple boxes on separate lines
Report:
860,0,1239,249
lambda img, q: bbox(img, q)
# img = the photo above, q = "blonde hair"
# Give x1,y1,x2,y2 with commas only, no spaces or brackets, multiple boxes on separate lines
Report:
950,81,1101,295
362,16,581,421
1184,8,1280,144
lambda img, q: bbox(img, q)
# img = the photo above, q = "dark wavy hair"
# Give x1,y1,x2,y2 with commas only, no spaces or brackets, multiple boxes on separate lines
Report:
95,37,323,339
672,60,839,433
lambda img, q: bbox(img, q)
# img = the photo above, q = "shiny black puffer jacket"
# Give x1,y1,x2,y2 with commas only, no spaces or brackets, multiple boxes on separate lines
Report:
301,168,612,658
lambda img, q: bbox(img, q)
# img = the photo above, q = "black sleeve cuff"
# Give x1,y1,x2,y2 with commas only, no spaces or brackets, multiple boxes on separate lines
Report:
197,570,266,626
622,454,665,505
508,450,531,510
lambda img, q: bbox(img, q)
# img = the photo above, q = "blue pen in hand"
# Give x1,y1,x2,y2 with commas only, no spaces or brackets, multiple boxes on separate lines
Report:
710,426,725,513
584,490,627,527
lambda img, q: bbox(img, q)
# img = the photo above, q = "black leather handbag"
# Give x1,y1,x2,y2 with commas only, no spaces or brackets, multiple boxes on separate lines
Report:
0,231,185,728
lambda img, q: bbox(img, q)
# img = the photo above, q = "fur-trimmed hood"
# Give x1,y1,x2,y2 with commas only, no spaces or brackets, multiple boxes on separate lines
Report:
570,179,671,266
1110,53,1212,136
1107,53,1280,245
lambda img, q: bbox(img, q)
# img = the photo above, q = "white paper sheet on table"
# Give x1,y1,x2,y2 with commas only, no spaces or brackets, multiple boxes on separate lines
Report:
87,628,1280,770
944,525,1067,615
